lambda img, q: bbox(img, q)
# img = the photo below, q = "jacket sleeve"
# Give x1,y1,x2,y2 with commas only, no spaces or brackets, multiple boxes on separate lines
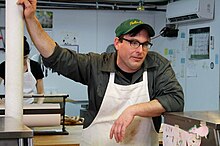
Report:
155,63,184,112
150,52,184,133
41,44,92,85
154,56,184,112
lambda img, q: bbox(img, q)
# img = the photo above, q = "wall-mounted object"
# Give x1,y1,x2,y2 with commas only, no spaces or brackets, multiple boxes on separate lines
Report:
166,0,214,24
188,27,210,60
160,26,179,37
36,10,53,30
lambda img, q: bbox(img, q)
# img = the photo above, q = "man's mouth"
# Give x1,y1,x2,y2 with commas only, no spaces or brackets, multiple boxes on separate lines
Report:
132,56,142,62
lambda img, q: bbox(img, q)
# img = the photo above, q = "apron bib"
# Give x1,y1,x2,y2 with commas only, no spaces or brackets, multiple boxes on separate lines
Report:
0,59,36,104
23,59,36,104
81,72,158,146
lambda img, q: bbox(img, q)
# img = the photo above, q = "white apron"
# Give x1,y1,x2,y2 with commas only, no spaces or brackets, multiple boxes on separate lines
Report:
0,59,36,104
23,59,36,104
81,72,158,146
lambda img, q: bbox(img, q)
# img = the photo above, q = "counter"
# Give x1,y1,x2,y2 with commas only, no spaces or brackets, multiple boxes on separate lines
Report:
163,111,220,146
33,125,163,146
33,125,82,146
0,116,33,146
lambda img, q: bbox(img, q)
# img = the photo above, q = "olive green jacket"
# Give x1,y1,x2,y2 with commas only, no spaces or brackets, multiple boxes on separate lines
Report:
42,44,184,132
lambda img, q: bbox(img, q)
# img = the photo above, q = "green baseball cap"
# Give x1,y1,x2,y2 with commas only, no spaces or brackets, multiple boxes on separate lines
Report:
115,19,155,37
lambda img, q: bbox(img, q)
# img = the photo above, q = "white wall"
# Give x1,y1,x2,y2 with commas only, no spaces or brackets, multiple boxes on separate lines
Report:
51,10,156,53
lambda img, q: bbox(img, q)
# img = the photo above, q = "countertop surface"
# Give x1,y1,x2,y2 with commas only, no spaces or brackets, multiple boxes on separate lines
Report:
0,116,33,139
33,125,82,146
164,111,220,129
33,125,163,146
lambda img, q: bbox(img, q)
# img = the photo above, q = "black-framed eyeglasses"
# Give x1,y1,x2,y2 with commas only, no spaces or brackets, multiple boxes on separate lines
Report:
121,38,153,50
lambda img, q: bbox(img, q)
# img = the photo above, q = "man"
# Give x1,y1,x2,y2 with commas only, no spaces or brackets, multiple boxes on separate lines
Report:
17,0,184,145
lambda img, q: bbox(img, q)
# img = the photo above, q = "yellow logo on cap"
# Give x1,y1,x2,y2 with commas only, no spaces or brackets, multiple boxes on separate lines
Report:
130,20,143,26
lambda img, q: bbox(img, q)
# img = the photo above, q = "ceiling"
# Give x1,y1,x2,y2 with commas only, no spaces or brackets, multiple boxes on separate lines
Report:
0,0,169,11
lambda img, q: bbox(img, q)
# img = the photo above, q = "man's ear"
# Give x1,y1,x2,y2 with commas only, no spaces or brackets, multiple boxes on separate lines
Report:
114,37,120,51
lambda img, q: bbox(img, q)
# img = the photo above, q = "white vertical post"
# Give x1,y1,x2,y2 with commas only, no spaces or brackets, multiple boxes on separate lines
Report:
5,0,24,122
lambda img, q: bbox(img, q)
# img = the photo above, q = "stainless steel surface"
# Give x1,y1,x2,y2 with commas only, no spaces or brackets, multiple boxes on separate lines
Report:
0,117,33,139
164,111,220,146
164,111,220,129
0,93,69,98
27,138,33,146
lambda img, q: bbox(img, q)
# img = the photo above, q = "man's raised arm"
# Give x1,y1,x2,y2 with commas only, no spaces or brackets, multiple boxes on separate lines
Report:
17,0,56,58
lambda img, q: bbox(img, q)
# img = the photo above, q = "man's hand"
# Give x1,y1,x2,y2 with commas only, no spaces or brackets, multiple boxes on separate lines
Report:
109,107,134,143
17,0,36,20
109,100,165,143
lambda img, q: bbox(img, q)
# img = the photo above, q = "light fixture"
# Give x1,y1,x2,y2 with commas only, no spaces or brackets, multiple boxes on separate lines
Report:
137,0,145,11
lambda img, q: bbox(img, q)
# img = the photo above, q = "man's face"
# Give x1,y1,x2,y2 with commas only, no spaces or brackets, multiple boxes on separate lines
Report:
115,29,150,73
